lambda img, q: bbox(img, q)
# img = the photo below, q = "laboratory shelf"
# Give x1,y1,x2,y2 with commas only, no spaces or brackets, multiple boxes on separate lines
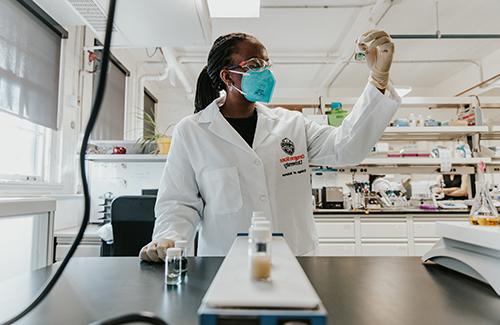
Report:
84,154,167,162
381,126,488,140
360,157,490,166
482,125,500,140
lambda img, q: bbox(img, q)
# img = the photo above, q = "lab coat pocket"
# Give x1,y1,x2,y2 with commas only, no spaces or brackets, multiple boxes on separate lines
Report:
202,167,243,215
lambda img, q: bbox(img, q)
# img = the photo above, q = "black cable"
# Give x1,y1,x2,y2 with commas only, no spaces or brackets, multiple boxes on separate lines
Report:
89,312,168,325
2,0,110,323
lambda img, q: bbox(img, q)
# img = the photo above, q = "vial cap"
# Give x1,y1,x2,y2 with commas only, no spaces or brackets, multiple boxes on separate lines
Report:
166,247,181,257
175,240,189,248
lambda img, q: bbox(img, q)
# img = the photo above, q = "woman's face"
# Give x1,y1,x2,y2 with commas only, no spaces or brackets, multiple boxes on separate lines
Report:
220,39,269,100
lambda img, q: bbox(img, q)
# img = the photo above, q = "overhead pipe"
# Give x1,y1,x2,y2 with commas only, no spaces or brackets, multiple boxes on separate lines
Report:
135,64,170,138
348,59,484,81
391,34,500,39
328,58,484,88
160,47,194,95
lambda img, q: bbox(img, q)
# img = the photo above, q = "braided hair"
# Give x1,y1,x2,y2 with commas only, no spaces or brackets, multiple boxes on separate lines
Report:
194,33,257,113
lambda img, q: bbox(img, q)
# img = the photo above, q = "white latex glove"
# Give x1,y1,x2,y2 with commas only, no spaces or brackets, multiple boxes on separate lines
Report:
139,239,175,262
357,30,394,90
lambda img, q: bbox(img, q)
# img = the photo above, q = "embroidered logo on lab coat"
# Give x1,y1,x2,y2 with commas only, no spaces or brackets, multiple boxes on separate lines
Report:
280,138,295,155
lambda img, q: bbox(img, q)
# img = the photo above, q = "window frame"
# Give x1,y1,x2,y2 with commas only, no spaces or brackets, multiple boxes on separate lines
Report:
143,88,158,138
91,40,130,141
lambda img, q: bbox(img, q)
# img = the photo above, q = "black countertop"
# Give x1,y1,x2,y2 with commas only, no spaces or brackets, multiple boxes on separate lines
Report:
0,257,499,325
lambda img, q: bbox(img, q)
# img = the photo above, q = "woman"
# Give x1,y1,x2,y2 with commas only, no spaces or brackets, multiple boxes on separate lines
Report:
436,174,469,200
140,31,400,260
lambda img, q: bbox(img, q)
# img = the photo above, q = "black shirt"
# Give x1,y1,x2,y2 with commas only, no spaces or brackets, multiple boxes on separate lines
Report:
225,109,258,147
443,174,468,200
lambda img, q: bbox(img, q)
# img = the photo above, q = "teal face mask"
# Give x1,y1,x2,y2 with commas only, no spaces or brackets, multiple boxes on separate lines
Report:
229,68,276,103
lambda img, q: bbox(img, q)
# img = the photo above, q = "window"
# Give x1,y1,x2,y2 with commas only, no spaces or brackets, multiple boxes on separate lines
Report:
0,111,53,182
0,0,65,183
91,48,129,140
143,88,158,138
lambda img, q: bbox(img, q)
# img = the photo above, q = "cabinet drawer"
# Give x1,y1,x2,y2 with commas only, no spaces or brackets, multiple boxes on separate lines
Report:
315,221,355,239
414,222,437,238
56,244,101,260
361,243,408,256
361,222,407,238
414,242,437,256
317,243,356,256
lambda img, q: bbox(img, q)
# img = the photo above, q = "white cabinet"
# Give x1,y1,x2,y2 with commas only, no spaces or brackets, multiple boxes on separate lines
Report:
360,221,407,238
55,244,101,260
361,243,409,256
413,221,437,238
314,213,468,257
414,242,437,256
54,225,101,261
317,242,356,256
315,221,355,239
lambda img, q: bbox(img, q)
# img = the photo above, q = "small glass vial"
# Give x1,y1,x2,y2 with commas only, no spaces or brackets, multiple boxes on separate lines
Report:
175,240,189,273
165,248,182,286
249,227,272,281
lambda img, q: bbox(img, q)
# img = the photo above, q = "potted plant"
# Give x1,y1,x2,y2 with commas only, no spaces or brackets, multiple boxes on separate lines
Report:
137,111,174,155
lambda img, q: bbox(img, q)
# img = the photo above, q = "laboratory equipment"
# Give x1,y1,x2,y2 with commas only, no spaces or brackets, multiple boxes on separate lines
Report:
199,235,327,324
175,240,189,273
326,102,348,127
469,162,499,226
346,182,370,209
423,222,500,296
321,186,344,209
249,227,272,281
165,248,182,286
372,178,409,208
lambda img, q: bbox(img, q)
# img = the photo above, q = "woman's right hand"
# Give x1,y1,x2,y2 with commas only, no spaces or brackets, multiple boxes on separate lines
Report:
139,239,175,262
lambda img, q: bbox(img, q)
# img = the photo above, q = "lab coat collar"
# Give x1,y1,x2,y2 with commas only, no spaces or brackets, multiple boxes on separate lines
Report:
253,103,278,149
195,91,278,152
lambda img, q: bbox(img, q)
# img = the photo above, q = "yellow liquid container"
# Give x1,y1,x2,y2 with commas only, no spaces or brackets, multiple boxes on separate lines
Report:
156,137,171,155
469,162,499,226
469,216,500,226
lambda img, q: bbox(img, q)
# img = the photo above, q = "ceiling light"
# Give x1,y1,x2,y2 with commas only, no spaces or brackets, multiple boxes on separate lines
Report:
207,0,261,18
395,86,412,97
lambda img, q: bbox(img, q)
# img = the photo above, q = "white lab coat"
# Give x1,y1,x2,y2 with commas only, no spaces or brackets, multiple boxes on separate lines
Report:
153,82,401,256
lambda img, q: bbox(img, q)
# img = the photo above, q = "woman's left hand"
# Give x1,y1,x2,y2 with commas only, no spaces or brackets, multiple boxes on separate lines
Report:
358,30,394,90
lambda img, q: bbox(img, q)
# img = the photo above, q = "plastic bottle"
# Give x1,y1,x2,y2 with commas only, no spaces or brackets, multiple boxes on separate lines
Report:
469,162,499,226
174,240,189,273
249,227,272,281
409,113,416,127
165,248,182,285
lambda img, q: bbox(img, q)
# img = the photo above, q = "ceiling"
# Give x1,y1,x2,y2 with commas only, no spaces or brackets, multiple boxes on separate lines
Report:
37,0,500,97
176,0,500,95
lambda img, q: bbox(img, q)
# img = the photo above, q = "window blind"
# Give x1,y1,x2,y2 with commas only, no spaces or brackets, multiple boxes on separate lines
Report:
0,0,62,130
